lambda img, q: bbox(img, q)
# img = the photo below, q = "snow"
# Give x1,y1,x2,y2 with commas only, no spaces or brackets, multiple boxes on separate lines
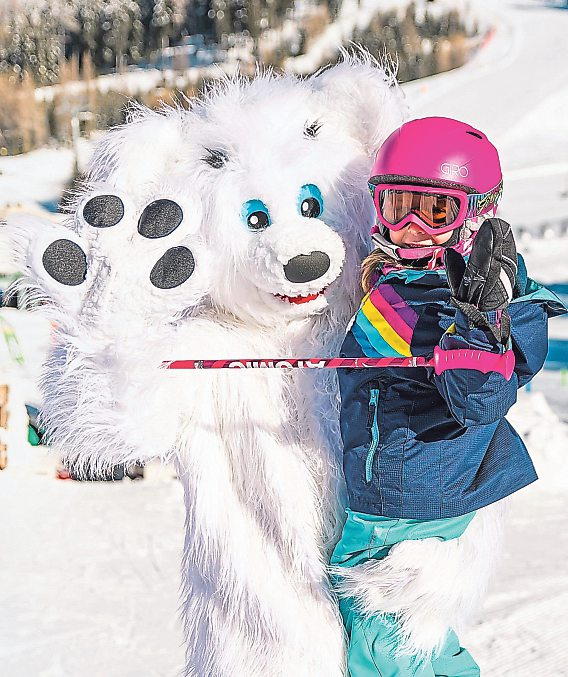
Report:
465,477,568,676
0,137,95,215
0,148,76,213
0,460,187,677
403,0,568,237
2,1,568,675
462,391,568,675
34,65,212,105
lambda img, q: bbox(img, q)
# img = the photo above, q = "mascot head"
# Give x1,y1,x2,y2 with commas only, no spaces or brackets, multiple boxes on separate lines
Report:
187,51,407,327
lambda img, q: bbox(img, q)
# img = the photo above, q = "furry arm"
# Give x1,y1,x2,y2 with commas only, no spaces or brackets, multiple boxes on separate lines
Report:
40,329,184,472
5,192,208,470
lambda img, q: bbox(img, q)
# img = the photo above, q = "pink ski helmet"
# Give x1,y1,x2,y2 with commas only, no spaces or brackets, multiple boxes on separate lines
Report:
369,117,503,264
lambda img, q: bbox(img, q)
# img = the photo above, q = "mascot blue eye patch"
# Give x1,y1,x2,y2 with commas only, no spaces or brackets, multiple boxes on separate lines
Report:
241,199,271,231
138,199,184,239
42,239,87,286
297,184,323,219
150,246,195,289
83,195,125,228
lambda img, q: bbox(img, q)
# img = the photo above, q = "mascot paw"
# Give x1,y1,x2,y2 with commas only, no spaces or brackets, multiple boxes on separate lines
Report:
6,215,87,315
25,193,204,465
14,190,209,330
75,191,207,326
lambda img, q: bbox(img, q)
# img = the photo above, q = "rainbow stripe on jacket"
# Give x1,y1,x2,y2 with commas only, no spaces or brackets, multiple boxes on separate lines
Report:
351,283,419,358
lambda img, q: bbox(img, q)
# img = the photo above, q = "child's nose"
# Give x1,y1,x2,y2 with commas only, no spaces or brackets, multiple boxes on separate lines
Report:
407,222,427,235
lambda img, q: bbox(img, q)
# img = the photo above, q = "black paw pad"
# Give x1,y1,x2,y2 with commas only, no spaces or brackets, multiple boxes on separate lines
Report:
150,246,195,289
42,239,87,286
83,195,125,228
138,199,184,239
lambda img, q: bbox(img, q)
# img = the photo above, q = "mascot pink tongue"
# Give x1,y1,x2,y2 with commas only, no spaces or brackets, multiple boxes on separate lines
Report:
276,291,323,304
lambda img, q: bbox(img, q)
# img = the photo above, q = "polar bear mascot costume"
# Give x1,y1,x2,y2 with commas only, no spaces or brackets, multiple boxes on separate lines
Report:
6,53,502,676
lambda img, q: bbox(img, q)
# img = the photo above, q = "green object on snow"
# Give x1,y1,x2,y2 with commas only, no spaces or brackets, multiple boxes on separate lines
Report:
0,315,25,366
28,425,41,446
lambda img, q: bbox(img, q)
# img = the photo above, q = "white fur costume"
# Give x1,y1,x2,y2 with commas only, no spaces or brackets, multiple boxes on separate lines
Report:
6,54,502,675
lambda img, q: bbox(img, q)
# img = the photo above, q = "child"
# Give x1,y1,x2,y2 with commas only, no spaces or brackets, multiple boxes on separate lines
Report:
330,117,566,676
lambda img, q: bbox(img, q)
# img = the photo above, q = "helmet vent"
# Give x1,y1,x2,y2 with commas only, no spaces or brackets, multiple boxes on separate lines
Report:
466,131,483,139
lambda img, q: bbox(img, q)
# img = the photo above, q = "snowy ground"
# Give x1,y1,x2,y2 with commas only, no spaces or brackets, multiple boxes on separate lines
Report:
0,458,186,677
2,1,568,676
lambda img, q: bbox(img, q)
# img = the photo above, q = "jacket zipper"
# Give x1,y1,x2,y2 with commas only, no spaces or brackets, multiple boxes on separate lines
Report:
365,386,380,483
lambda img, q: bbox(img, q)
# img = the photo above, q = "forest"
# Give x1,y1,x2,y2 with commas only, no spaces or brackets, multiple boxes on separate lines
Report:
0,1,476,155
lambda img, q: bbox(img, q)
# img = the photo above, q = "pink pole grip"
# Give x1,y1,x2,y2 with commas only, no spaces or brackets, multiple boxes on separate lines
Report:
432,346,516,380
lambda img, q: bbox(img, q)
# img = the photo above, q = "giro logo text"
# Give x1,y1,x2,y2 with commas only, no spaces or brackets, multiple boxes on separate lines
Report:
441,163,469,178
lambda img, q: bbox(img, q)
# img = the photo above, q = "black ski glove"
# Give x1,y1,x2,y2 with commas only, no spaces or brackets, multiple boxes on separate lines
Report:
444,218,517,343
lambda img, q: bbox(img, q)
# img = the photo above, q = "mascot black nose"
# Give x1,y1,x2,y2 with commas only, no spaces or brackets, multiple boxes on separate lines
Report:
284,251,331,283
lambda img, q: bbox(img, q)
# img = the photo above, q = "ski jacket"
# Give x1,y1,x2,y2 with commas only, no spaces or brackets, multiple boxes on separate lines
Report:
338,256,566,520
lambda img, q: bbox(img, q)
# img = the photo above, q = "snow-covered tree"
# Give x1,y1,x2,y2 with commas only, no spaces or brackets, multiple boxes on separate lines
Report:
0,0,62,85
99,0,143,71
151,0,176,49
183,0,214,39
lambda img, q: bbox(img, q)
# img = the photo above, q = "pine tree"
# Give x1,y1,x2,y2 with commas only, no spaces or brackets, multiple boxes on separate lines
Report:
71,0,104,69
0,1,61,85
100,0,143,72
183,0,214,39
151,0,176,50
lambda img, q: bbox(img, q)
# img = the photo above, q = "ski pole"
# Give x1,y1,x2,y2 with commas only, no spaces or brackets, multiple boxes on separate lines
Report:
163,346,515,380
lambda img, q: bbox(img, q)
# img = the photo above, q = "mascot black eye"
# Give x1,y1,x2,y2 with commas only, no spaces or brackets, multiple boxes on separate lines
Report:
297,184,323,219
241,199,272,232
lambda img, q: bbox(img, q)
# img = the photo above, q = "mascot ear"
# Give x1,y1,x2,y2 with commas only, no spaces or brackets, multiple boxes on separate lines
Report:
309,49,408,156
87,104,188,191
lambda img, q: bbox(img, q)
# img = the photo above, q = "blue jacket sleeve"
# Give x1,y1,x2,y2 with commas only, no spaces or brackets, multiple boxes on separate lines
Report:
432,300,550,427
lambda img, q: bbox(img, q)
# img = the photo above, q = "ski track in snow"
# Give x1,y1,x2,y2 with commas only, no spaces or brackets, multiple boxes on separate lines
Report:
0,463,187,677
465,484,568,676
2,0,568,675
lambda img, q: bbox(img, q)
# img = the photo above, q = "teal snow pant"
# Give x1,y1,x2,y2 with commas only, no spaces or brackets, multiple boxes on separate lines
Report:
330,510,480,677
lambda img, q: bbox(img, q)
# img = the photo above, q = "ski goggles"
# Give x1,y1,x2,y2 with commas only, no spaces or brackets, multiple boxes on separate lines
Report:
369,182,502,236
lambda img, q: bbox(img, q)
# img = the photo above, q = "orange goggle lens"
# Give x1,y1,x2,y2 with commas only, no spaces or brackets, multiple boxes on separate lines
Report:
379,189,462,229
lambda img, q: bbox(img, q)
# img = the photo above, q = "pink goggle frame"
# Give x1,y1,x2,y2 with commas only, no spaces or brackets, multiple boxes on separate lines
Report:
369,182,503,237
371,183,469,235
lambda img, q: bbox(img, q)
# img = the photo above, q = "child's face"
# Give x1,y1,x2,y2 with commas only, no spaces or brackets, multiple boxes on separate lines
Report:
389,222,454,248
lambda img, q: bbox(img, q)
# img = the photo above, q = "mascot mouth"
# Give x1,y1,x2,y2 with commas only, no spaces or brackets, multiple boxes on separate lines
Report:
275,288,327,305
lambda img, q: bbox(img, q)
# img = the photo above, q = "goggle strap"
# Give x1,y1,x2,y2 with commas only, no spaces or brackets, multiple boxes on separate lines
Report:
466,181,503,218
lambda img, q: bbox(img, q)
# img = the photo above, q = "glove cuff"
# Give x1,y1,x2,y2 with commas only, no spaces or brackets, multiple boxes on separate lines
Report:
451,298,511,344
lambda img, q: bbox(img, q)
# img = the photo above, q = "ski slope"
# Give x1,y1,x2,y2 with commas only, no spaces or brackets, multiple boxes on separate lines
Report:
403,0,568,233
402,2,568,674
1,2,568,676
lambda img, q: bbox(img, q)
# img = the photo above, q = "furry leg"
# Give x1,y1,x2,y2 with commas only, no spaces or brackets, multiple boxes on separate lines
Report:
331,503,505,659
